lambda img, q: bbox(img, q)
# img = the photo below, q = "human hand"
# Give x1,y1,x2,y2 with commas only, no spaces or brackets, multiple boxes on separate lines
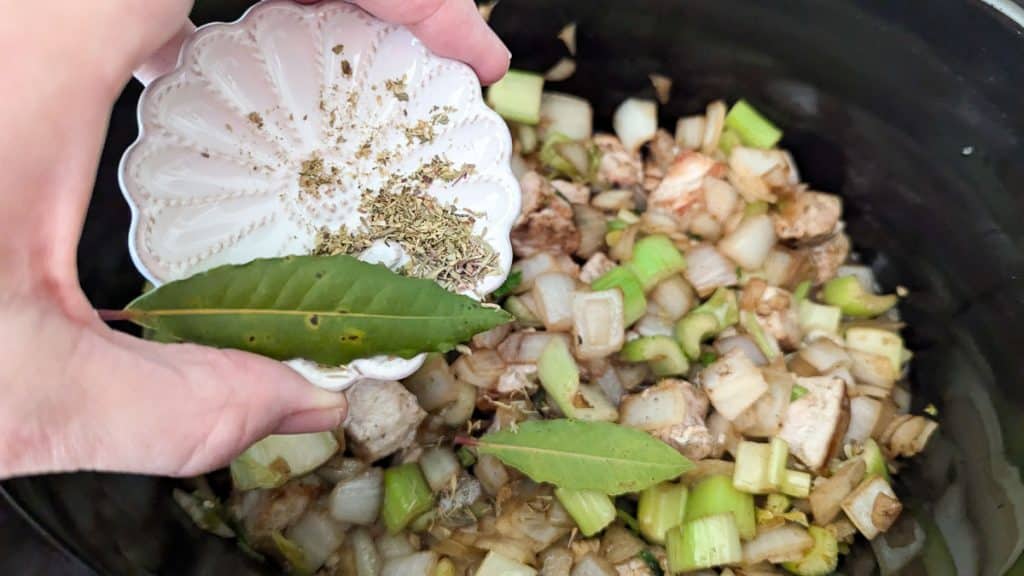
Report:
0,0,508,479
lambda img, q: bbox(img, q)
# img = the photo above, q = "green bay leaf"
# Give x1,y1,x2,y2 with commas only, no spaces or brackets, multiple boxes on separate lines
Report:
476,420,693,495
124,254,511,364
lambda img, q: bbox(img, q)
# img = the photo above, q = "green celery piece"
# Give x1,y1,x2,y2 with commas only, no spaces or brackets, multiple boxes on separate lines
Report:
822,275,898,318
272,532,314,576
695,287,740,327
861,438,892,483
768,437,789,489
638,482,689,544
685,475,756,540
698,351,718,367
456,446,477,468
123,254,511,365
592,266,647,325
798,299,842,335
491,270,522,300
732,441,773,494
504,295,543,327
791,384,809,401
537,337,582,417
781,469,812,498
744,200,770,217
606,219,629,232
666,514,743,572
718,128,743,155
628,235,687,291
724,99,783,149
555,488,616,537
765,493,791,514
782,525,839,576
638,549,665,576
675,312,719,360
382,463,434,534
620,336,690,376
486,69,544,124
792,280,812,302
741,310,781,361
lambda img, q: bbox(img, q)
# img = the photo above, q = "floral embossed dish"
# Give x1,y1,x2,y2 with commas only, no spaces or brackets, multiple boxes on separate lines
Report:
118,0,520,391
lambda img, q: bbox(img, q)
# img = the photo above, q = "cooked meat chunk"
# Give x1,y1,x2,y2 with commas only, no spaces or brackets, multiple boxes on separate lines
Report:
807,232,851,284
647,151,717,217
774,191,842,242
593,133,643,187
511,172,580,257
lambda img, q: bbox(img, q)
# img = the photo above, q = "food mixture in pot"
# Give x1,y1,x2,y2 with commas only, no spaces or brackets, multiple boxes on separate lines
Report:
172,74,938,575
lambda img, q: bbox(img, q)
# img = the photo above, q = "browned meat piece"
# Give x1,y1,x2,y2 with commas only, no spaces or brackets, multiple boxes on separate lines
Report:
511,173,580,257
774,191,842,242
593,133,643,187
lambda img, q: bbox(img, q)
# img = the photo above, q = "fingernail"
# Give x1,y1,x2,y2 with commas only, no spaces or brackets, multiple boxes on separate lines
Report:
275,407,346,434
505,47,512,62
305,386,349,410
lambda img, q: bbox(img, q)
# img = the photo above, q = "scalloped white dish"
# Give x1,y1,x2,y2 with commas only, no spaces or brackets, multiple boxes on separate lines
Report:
118,0,520,391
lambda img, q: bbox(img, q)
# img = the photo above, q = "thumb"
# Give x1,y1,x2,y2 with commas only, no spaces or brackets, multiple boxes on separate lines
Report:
71,327,348,477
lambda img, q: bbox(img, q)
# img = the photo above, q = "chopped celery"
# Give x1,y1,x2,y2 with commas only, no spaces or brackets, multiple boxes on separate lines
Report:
790,384,809,401
486,69,544,124
675,312,719,360
515,123,539,154
698,351,718,367
686,475,756,540
231,432,340,490
382,464,434,534
798,299,842,335
781,469,812,499
695,287,740,327
768,437,789,489
765,493,791,514
793,280,812,302
504,295,543,327
491,270,522,300
620,336,690,376
733,441,773,494
741,310,781,361
539,132,581,178
638,482,689,544
628,235,687,291
616,507,641,533
457,446,477,468
555,488,616,537
408,509,436,533
272,532,313,575
744,200,770,217
606,218,629,232
537,337,581,416
782,525,838,576
845,327,905,373
592,266,647,325
718,129,743,155
639,549,665,576
724,99,783,149
666,514,743,572
822,276,898,318
861,438,891,483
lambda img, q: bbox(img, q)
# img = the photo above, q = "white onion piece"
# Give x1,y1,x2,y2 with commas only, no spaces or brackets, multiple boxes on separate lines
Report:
844,396,884,445
703,176,739,221
350,528,380,576
714,335,768,366
701,100,727,154
593,368,625,406
571,553,618,576
498,331,572,364
800,338,852,373
477,550,538,576
555,140,591,176
452,349,507,389
591,189,635,211
732,367,793,437
615,362,649,391
382,551,439,576
510,154,530,179
742,524,814,564
573,290,625,359
842,476,902,540
718,213,776,270
619,382,690,431
475,454,511,496
574,205,606,259
540,546,573,576
285,509,346,571
701,349,769,420
728,164,775,203
536,93,593,141
684,244,738,296
439,381,477,427
635,313,675,337
376,532,416,560
730,147,784,177
613,98,658,152
404,354,461,411
231,432,340,490
763,248,799,287
533,273,576,331
473,323,512,350
544,58,577,82
675,115,706,150
690,211,723,241
650,275,695,320
849,349,897,389
514,253,567,293
420,447,460,493
329,468,383,525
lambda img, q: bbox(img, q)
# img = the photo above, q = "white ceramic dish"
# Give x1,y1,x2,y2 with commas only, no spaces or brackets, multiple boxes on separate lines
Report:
118,0,520,391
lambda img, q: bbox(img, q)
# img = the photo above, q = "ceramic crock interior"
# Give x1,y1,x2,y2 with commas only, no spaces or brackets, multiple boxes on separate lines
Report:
4,0,1023,574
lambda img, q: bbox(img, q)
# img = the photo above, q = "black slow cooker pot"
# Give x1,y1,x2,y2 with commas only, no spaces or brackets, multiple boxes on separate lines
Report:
4,0,1023,573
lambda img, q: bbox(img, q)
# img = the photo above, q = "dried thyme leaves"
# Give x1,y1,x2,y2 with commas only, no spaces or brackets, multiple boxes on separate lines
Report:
313,156,493,292
298,154,340,199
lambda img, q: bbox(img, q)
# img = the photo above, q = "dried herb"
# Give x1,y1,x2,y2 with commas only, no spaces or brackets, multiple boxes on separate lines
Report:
247,112,264,130
384,77,409,102
340,60,352,77
102,254,512,365
463,420,693,495
297,154,339,199
331,44,344,55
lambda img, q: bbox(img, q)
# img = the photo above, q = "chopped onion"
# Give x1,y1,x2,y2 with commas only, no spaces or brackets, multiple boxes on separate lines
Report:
574,204,606,258
635,313,675,338
285,509,347,571
701,100,727,155
558,22,577,55
841,476,902,540
684,244,738,296
554,140,591,177
848,348,897,389
810,458,866,525
591,189,635,211
544,58,577,82
714,334,767,366
613,98,658,152
799,338,851,373
350,528,380,576
473,324,512,350
731,367,792,436
420,447,460,493
514,253,569,293
675,115,706,150
382,551,439,576
614,362,650,391
475,455,511,496
231,432,340,490
619,380,693,431
742,525,814,564
730,147,784,177
405,354,461,411
649,74,673,105
844,396,884,445
533,272,577,331
452,349,507,389
728,164,774,204
499,331,572,364
439,381,477,428
329,467,383,525
377,532,416,560
700,349,769,420
593,366,625,405
690,211,722,240
608,223,640,263
718,214,776,270
762,248,802,288
476,550,537,576
571,553,617,576
539,547,573,576
650,275,695,320
573,290,625,359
